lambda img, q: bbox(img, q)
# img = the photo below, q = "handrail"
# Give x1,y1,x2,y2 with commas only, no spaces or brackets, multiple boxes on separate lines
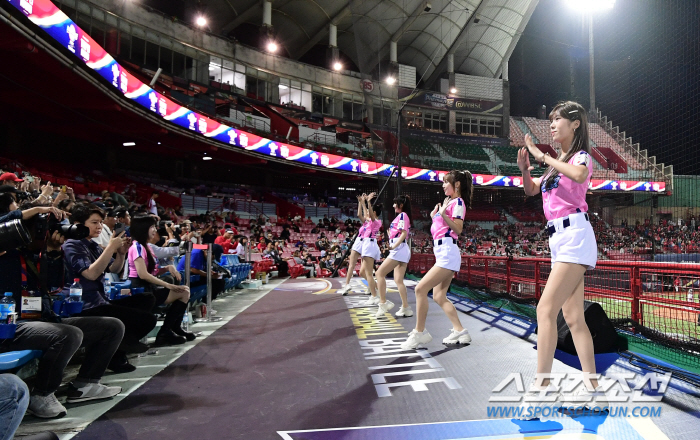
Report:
407,253,700,337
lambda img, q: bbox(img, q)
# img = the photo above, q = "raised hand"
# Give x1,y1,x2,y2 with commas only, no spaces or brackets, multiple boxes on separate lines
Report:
524,134,545,163
517,147,534,173
438,197,451,216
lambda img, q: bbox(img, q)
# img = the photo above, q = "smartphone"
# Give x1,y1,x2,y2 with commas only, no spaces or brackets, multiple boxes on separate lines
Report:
61,185,67,192
26,176,34,183
114,223,126,236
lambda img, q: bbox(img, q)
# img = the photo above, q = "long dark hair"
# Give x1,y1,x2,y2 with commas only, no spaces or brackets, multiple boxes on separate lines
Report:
393,194,412,217
542,101,590,190
445,170,473,210
130,215,157,274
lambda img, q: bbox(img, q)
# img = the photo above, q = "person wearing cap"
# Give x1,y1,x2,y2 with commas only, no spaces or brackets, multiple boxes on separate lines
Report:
215,229,235,254
0,172,23,188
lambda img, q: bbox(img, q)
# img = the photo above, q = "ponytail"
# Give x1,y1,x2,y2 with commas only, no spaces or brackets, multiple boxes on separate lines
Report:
393,195,412,216
445,170,473,210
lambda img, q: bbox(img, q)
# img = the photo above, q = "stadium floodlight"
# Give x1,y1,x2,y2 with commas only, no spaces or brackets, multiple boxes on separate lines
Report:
195,16,207,27
267,41,278,53
386,76,396,85
203,155,212,161
333,62,343,71
564,0,615,13
123,142,135,146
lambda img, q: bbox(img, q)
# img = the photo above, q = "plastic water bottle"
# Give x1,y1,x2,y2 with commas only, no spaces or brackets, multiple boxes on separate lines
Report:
103,278,112,296
0,292,15,323
69,279,82,303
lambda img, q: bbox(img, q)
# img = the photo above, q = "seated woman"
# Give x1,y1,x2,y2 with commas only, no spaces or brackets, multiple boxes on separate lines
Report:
128,215,195,345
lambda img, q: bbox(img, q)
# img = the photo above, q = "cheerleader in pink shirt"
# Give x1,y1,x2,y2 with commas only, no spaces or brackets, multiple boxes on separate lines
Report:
401,171,473,350
358,193,383,306
338,194,370,295
375,195,413,318
516,101,607,417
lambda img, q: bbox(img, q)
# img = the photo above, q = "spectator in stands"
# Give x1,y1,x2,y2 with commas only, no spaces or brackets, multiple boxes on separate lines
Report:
127,215,194,344
292,250,314,277
64,204,158,372
233,236,248,262
147,192,159,217
0,171,22,188
176,247,225,301
280,225,291,242
201,223,218,244
215,229,235,253
257,214,266,226
0,198,125,418
93,207,117,249
115,206,131,230
263,242,288,276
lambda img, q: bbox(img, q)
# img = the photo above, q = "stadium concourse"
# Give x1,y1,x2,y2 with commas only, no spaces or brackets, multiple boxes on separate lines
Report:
1,0,700,439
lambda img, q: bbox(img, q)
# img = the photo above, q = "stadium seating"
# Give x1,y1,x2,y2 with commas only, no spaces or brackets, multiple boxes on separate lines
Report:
440,143,490,161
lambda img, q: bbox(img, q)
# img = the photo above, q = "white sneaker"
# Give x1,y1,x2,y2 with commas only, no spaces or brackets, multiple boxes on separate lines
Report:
562,386,609,411
374,300,395,318
338,284,351,295
516,385,561,420
442,328,472,345
400,330,432,350
361,296,380,307
27,393,67,419
66,382,122,403
395,306,414,317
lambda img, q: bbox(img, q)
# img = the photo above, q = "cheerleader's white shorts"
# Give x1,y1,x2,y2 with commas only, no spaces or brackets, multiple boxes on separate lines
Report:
387,238,411,264
433,237,461,272
360,238,381,261
351,237,363,253
547,212,597,270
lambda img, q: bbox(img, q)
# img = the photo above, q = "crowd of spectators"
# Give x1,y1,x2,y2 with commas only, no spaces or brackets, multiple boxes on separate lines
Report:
0,167,251,438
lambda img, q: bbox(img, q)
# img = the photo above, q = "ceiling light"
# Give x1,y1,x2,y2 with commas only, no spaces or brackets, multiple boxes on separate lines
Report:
386,76,396,85
450,87,458,94
196,16,207,27
267,41,278,53
333,62,343,71
564,0,615,12
123,142,135,146
203,156,212,161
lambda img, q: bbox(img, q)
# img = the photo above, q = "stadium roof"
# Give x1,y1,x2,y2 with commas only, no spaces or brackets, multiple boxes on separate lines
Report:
200,0,539,84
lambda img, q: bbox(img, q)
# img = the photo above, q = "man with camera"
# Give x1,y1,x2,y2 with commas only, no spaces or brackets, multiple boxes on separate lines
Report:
0,192,125,419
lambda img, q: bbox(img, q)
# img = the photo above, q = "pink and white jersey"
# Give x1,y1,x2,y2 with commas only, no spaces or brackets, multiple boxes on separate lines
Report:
127,241,159,278
389,213,411,239
540,151,593,221
357,221,368,238
430,197,465,241
360,219,382,239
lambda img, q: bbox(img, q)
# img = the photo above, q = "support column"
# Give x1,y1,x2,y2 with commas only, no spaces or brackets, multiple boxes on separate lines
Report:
447,53,456,134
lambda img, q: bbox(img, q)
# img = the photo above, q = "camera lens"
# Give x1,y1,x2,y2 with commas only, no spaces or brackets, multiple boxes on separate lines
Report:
0,219,32,253
56,224,90,240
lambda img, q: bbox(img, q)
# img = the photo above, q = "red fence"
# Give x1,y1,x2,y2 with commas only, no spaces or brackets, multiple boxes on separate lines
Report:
408,254,700,343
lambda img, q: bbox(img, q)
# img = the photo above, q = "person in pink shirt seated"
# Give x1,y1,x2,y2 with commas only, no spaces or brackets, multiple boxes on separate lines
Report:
515,101,606,417
402,171,473,350
127,215,195,346
374,194,413,318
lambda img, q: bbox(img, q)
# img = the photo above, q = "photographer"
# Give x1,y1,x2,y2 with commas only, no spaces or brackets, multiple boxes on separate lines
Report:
63,204,158,372
0,194,124,419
